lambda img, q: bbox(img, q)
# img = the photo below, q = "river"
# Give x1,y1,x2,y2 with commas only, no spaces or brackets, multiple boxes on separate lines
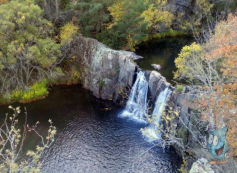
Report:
0,37,194,173
136,36,194,84
0,85,181,173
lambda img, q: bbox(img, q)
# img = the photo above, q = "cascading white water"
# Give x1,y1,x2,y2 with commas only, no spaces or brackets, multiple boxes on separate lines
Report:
120,71,148,123
142,86,172,141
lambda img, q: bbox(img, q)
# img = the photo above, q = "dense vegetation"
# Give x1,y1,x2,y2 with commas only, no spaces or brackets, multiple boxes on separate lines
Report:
174,13,237,160
0,0,236,101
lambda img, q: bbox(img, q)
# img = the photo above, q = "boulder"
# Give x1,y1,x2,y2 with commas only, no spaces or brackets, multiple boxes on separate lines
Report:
190,158,214,173
147,71,171,102
151,64,161,70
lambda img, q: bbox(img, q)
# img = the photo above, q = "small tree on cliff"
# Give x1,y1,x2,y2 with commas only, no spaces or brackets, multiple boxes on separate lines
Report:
0,106,56,172
174,13,237,160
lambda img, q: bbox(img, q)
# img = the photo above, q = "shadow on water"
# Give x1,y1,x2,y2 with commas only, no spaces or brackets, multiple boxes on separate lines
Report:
135,36,194,85
0,85,182,173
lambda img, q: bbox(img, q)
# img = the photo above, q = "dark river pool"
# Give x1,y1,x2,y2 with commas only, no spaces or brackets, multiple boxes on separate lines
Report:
136,36,194,84
0,85,182,173
0,37,196,172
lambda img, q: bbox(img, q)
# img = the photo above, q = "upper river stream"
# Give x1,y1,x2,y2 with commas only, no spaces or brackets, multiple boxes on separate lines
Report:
136,36,194,84
0,37,194,173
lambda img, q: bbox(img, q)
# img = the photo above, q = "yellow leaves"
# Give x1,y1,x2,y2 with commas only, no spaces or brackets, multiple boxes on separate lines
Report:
140,5,157,28
126,34,137,51
140,2,174,30
60,22,79,45
196,0,214,15
107,1,125,29
174,42,202,79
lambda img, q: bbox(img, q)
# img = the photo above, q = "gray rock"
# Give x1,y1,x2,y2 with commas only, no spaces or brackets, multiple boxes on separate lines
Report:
147,71,170,102
73,36,139,101
190,158,214,173
151,64,161,70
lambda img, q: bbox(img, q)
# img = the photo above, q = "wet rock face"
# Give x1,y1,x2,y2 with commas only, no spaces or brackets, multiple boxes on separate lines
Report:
147,71,171,102
74,36,140,101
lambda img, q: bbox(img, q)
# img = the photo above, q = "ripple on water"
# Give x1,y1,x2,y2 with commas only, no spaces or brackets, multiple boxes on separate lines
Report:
0,85,182,173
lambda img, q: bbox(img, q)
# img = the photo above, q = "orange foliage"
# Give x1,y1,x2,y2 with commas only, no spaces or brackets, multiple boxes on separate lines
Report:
203,13,237,159
0,0,8,4
186,13,237,159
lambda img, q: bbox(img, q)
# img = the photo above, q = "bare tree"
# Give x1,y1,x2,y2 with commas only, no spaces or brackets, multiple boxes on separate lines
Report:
0,106,56,172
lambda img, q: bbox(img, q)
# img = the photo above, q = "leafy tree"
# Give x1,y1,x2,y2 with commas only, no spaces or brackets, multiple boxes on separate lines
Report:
103,0,149,50
70,0,113,37
60,22,79,45
141,0,174,32
174,13,237,160
101,0,175,50
0,0,61,93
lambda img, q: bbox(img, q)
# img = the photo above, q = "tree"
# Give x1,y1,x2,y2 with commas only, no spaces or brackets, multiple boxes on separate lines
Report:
59,22,79,45
70,0,113,37
0,0,62,93
174,13,237,160
36,0,72,25
102,0,150,50
0,106,56,172
141,0,174,33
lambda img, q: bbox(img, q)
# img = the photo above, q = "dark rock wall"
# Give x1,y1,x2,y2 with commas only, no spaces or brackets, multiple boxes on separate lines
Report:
73,36,171,104
73,36,141,101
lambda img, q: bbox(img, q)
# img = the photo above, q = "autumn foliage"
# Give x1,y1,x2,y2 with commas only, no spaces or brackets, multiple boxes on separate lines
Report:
175,13,237,159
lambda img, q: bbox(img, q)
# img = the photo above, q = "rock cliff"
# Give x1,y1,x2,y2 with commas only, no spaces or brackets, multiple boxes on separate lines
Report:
73,36,142,101
73,36,170,104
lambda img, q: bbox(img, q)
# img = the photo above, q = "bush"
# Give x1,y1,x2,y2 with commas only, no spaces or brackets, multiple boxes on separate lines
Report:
0,93,11,105
177,85,184,93
11,79,49,103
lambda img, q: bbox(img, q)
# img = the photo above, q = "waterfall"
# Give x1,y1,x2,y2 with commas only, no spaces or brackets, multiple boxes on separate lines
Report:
142,86,172,141
120,71,148,123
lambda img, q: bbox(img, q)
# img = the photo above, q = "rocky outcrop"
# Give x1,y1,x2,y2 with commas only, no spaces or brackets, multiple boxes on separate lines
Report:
73,36,141,101
190,158,214,173
147,71,171,102
73,36,171,104
151,64,161,70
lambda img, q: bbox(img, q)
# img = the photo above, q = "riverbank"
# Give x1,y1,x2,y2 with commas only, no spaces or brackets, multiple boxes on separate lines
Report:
0,73,81,105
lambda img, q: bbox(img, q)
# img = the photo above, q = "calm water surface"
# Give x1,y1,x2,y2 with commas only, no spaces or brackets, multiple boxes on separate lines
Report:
136,37,194,84
0,85,182,173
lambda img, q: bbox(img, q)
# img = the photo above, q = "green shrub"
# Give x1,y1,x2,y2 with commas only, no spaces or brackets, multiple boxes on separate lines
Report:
177,85,184,93
0,93,11,105
153,29,187,39
11,79,49,102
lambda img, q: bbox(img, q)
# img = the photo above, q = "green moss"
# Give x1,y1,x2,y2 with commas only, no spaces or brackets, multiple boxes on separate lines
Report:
177,85,184,93
11,79,49,103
